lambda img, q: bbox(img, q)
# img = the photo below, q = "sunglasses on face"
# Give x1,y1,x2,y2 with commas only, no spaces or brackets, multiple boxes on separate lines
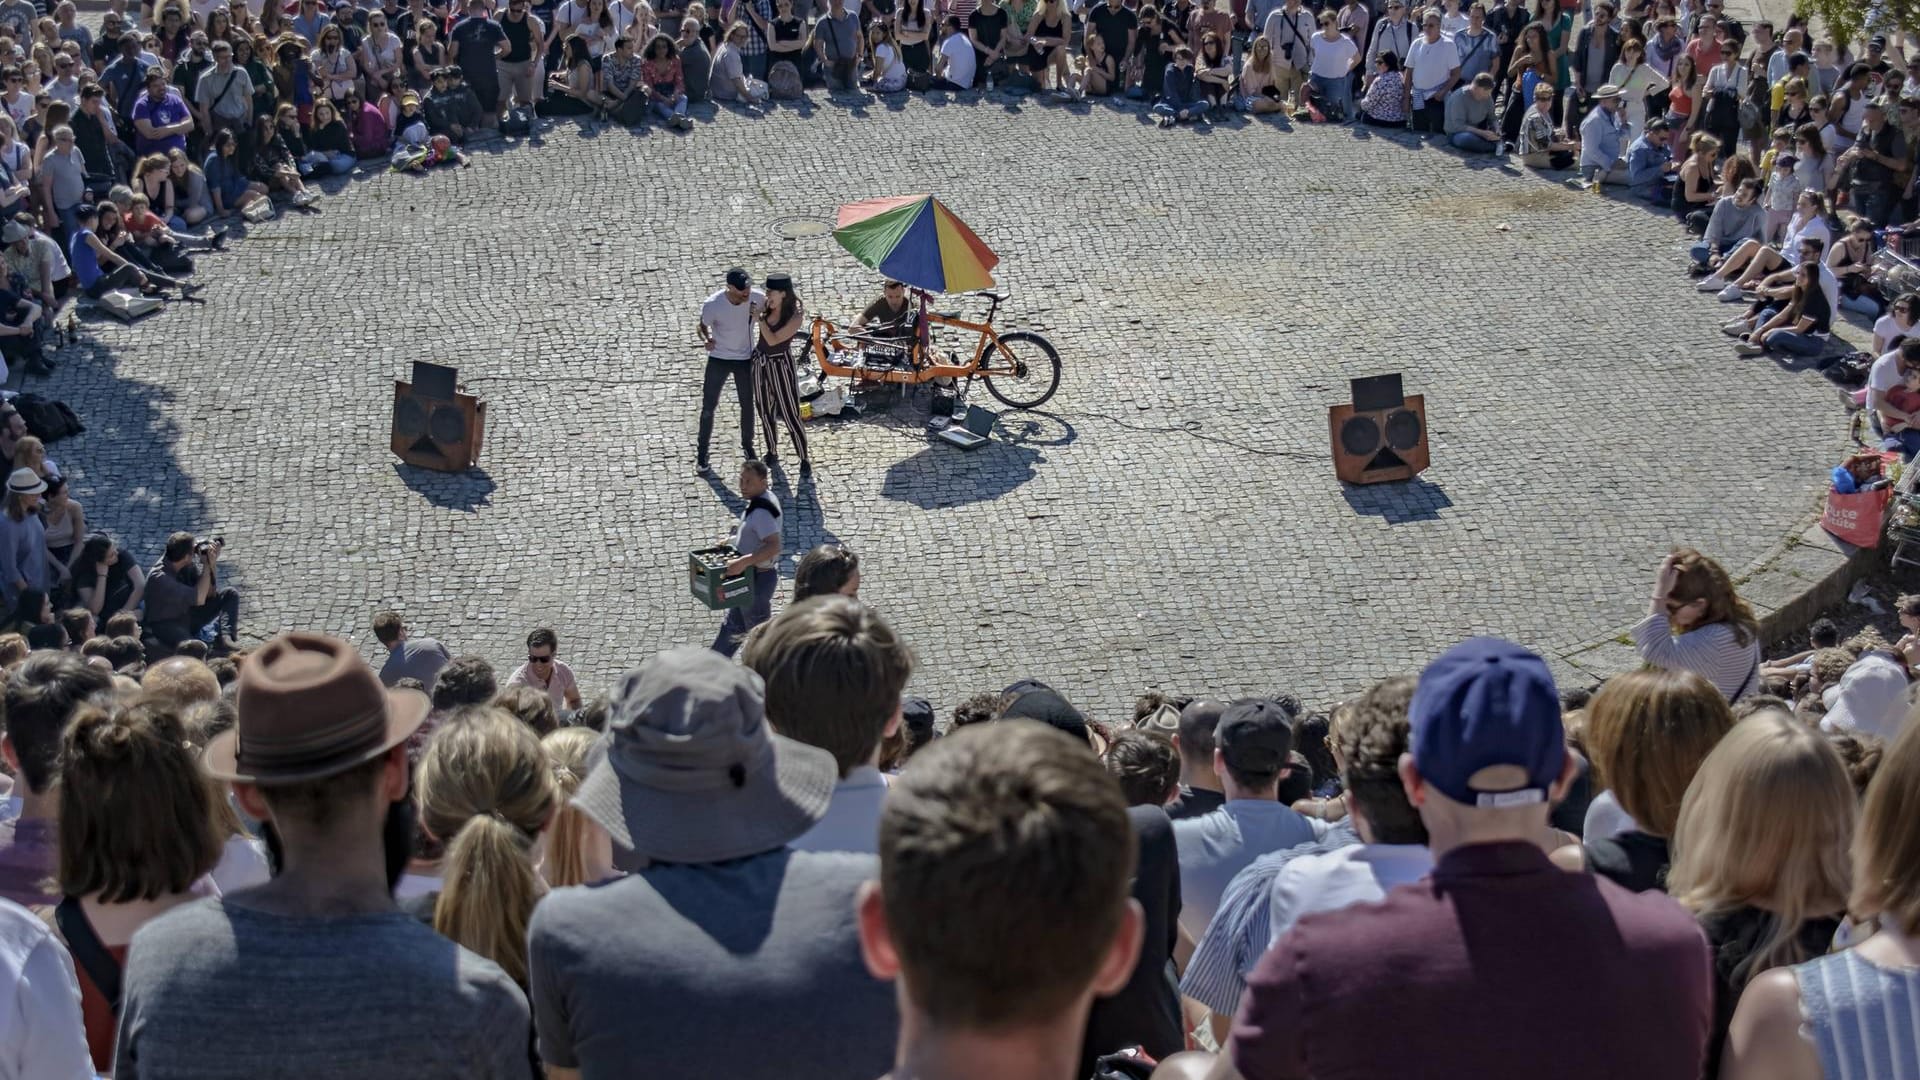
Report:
527,654,554,664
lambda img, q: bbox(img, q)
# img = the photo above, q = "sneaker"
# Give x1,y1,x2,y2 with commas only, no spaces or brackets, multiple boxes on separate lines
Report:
292,190,319,207
695,461,714,476
1734,341,1768,356
1720,319,1748,336
1717,284,1745,302
1696,274,1729,292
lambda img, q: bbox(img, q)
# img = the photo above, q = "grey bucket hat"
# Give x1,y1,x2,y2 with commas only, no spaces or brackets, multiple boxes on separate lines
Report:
572,647,837,864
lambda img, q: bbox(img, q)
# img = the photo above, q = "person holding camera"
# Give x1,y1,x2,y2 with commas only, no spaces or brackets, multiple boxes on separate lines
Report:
143,530,239,655
1262,0,1313,112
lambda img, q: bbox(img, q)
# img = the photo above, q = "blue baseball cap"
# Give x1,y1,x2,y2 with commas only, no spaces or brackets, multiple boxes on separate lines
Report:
1409,637,1566,808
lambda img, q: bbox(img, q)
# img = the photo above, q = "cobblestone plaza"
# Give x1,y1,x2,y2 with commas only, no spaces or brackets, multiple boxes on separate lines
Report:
46,94,1846,716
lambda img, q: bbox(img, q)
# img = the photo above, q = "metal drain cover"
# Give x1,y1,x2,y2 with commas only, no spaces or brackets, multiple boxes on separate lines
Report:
772,216,834,240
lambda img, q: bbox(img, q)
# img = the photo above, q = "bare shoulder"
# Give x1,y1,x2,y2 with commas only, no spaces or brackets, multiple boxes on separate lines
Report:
1721,967,1820,1080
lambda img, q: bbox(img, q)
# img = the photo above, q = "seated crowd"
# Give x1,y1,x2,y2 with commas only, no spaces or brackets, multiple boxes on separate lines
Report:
0,537,1913,1080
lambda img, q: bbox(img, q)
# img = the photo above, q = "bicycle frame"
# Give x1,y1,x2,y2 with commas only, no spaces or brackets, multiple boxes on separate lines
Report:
811,288,1022,384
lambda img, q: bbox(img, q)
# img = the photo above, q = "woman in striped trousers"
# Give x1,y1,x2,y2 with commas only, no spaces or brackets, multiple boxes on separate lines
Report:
753,273,811,475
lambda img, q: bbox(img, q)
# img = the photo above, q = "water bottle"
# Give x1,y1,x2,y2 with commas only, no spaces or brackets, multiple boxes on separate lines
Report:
986,70,995,91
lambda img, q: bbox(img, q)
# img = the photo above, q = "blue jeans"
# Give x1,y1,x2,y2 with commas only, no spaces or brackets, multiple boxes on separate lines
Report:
1762,328,1829,356
651,93,689,122
1839,291,1883,316
711,566,777,657
1309,73,1351,120
1450,130,1497,152
1690,241,1712,265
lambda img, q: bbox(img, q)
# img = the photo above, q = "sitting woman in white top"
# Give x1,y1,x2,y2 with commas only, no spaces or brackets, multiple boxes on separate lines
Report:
1696,189,1832,301
1632,547,1764,701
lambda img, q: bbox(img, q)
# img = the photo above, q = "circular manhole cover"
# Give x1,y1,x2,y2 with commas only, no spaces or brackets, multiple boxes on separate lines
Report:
772,216,834,240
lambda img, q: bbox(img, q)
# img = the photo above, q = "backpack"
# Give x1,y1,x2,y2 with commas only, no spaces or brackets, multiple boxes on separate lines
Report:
13,392,82,442
768,60,803,98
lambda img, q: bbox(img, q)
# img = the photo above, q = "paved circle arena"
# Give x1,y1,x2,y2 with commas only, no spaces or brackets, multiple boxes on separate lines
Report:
53,95,1844,715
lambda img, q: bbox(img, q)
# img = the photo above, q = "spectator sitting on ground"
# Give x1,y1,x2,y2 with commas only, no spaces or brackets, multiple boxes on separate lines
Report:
1212,637,1713,1080
1667,707,1854,1077
1518,84,1576,167
537,725,615,889
0,651,111,907
1555,667,1734,892
743,595,912,854
526,647,898,1078
1633,547,1764,701
52,698,221,1074
1105,728,1180,806
372,609,450,689
1721,718,1920,1080
143,531,237,655
430,653,497,714
1763,615,1841,677
1699,190,1833,301
139,654,220,707
495,683,559,735
857,721,1142,1080
1693,176,1764,271
505,627,581,711
113,632,530,1079
1442,72,1499,151
1172,698,1324,942
1816,651,1910,741
1730,259,1836,358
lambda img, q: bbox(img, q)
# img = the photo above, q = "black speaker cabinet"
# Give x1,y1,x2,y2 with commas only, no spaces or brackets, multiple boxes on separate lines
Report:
1328,373,1429,485
392,361,485,472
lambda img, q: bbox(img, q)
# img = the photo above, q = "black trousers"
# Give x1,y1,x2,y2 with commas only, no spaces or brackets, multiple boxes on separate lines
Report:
189,586,240,640
697,355,755,466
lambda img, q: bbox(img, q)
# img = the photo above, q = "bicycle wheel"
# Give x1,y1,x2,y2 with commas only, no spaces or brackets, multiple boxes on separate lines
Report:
980,331,1062,409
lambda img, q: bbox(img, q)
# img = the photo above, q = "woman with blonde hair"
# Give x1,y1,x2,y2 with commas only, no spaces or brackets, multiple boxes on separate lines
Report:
413,706,558,988
1668,709,1853,1077
1554,667,1733,892
1633,547,1763,701
1722,715,1920,1079
539,725,615,888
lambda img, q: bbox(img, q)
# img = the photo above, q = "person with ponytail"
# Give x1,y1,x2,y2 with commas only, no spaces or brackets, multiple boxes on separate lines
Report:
538,726,615,889
413,705,558,989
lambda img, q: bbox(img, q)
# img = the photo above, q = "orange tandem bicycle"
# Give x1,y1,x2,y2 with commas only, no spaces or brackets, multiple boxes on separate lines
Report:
808,288,1062,410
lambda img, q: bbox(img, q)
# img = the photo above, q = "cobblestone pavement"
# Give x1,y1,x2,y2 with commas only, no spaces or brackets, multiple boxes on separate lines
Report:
41,92,1848,718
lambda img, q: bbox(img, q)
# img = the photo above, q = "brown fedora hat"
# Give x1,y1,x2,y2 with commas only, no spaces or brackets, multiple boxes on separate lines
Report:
205,631,430,785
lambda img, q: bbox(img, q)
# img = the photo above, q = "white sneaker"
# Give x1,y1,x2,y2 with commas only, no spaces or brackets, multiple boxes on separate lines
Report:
1717,284,1745,302
1721,319,1748,336
1696,274,1728,292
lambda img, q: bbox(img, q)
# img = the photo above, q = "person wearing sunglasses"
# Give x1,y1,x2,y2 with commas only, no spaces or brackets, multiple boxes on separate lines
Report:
506,626,582,710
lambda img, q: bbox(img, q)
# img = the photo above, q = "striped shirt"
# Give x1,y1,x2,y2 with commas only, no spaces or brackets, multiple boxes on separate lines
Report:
1631,612,1762,701
1796,949,1920,1079
1178,820,1358,1019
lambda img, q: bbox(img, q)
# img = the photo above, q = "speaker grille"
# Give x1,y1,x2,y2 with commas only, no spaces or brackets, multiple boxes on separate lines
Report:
1384,408,1423,451
394,397,428,439
429,403,467,445
1340,415,1381,457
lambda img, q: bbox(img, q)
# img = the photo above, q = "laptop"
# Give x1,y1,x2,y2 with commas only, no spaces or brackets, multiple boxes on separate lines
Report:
936,405,995,450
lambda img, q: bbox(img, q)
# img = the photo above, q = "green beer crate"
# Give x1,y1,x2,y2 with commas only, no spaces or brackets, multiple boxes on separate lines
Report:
690,546,752,611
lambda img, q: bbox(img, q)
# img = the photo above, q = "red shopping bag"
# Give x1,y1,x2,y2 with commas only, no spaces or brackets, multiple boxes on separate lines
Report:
1823,485,1893,548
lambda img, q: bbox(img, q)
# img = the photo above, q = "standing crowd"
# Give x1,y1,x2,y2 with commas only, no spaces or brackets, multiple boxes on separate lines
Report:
0,534,1912,1079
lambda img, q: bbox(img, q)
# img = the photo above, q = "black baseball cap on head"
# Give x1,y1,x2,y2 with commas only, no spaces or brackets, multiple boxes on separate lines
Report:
1215,698,1293,777
1000,684,1089,742
725,267,750,289
900,697,935,739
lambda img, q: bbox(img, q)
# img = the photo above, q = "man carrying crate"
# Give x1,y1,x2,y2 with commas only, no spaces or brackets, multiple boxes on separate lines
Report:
711,459,783,658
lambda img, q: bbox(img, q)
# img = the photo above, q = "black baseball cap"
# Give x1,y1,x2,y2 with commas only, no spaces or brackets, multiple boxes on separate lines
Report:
1215,699,1294,776
725,267,750,289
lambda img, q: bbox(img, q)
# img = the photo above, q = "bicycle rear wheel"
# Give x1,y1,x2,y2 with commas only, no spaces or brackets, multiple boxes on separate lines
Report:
980,331,1061,409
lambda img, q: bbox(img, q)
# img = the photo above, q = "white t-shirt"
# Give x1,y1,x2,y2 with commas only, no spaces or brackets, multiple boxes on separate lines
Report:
938,31,975,87
1405,33,1458,99
1439,10,1467,34
1265,842,1434,950
1874,313,1912,352
700,287,764,360
1582,789,1639,843
0,898,94,1080
875,41,906,87
1308,31,1357,79
1869,347,1906,403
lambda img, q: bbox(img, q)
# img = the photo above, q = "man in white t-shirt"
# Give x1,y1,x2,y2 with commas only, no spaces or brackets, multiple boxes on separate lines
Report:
1869,338,1920,458
933,17,976,90
696,266,765,476
0,897,94,1077
1265,676,1434,950
1404,9,1458,133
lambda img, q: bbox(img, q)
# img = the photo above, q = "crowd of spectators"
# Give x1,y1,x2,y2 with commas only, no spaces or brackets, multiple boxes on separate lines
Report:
0,533,1911,1079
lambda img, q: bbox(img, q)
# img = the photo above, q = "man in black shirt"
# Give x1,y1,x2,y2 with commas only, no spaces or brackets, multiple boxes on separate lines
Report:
968,0,1011,83
449,0,510,119
496,0,544,114
144,531,240,654
1086,0,1138,77
70,86,127,192
1165,698,1227,820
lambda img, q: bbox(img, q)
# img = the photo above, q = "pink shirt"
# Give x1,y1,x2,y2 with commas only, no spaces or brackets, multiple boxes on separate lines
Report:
507,658,578,708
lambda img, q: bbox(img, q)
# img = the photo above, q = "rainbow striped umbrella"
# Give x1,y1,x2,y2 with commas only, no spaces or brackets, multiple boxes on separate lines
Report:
832,195,999,294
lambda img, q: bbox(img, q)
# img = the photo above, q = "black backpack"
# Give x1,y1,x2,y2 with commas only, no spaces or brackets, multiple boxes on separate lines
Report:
14,392,84,442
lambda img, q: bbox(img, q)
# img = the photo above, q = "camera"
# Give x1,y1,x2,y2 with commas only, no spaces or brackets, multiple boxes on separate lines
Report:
194,536,224,554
